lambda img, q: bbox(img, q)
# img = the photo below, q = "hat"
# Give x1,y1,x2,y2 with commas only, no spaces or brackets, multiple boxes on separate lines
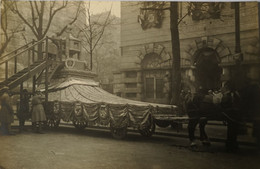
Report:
1,86,9,92
0,86,9,95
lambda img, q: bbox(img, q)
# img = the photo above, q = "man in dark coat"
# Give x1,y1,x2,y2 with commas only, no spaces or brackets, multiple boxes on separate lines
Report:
17,89,30,132
0,87,14,135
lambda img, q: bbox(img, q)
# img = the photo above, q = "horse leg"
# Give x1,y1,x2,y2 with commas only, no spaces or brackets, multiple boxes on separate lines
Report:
226,121,239,152
188,118,199,147
199,118,211,146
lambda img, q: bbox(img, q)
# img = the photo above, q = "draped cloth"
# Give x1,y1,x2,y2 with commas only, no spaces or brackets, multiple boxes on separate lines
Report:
43,78,177,128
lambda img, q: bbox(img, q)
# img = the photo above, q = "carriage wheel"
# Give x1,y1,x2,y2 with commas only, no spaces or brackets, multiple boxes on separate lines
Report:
110,126,127,139
139,122,156,137
155,120,170,128
47,118,60,128
73,120,88,130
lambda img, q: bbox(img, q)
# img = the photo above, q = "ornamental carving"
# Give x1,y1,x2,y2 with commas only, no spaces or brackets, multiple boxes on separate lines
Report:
138,2,165,30
188,2,225,21
53,101,60,115
65,58,76,69
99,105,108,119
74,102,82,117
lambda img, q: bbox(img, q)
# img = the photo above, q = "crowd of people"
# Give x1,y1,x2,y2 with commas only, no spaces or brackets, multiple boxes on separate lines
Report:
0,87,47,135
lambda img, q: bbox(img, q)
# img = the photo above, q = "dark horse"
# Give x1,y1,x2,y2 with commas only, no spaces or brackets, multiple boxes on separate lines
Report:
185,82,260,151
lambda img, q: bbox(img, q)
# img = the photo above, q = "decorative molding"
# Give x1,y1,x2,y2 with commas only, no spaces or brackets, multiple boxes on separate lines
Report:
74,102,82,117
187,2,225,21
65,58,76,69
138,2,165,30
135,43,171,69
184,37,231,66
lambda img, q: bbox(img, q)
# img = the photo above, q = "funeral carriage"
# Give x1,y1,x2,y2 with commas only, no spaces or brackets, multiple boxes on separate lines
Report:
42,77,179,139
38,34,180,139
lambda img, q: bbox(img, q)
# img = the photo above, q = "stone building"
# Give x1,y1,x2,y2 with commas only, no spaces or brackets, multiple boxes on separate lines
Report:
113,2,260,104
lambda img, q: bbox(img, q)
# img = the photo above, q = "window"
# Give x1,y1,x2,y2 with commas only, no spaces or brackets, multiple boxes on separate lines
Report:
156,79,164,98
125,71,137,78
125,83,137,88
126,93,137,98
145,77,164,99
146,78,154,98
74,42,79,48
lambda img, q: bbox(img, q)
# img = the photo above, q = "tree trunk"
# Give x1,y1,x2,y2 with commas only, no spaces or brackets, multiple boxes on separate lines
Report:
235,2,241,54
170,2,181,106
232,2,246,91
259,2,260,55
37,41,43,60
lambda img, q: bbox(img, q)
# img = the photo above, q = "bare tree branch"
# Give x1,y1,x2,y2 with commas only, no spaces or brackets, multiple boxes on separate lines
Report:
76,2,114,70
56,1,82,37
0,0,25,56
21,33,28,44
82,44,90,53
29,1,38,30
42,1,68,37
92,9,111,51
34,1,40,16
178,12,189,25
9,2,38,37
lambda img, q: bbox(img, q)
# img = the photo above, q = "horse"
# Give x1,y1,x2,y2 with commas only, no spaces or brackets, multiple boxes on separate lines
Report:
185,84,244,151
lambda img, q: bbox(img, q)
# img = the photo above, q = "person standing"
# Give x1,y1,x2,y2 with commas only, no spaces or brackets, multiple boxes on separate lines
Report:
31,91,46,134
17,89,30,133
0,87,14,135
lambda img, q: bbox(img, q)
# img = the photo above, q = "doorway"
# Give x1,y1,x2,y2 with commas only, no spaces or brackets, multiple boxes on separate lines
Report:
194,47,222,92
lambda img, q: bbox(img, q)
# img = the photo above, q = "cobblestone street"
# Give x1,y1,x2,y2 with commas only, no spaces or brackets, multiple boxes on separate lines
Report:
0,122,259,169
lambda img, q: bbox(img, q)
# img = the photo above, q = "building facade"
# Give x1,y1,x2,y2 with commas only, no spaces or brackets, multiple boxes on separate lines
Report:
113,2,260,104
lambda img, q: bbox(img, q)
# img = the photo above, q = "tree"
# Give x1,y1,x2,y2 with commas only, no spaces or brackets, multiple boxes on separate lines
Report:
0,0,24,56
170,2,181,106
92,15,120,75
76,2,113,70
8,1,82,59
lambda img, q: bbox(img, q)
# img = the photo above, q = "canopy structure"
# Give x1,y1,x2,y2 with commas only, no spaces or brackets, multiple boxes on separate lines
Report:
46,77,176,109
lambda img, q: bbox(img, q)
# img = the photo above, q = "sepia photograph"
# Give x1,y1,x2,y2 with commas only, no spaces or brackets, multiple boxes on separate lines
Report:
0,0,259,169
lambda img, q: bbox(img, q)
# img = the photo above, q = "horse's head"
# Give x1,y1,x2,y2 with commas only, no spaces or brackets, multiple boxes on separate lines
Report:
181,90,201,114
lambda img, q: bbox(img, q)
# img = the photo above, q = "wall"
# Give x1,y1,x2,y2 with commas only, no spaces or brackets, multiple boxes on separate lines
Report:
115,2,260,103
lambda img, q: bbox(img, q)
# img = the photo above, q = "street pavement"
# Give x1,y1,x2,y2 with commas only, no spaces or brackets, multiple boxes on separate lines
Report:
0,120,259,169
